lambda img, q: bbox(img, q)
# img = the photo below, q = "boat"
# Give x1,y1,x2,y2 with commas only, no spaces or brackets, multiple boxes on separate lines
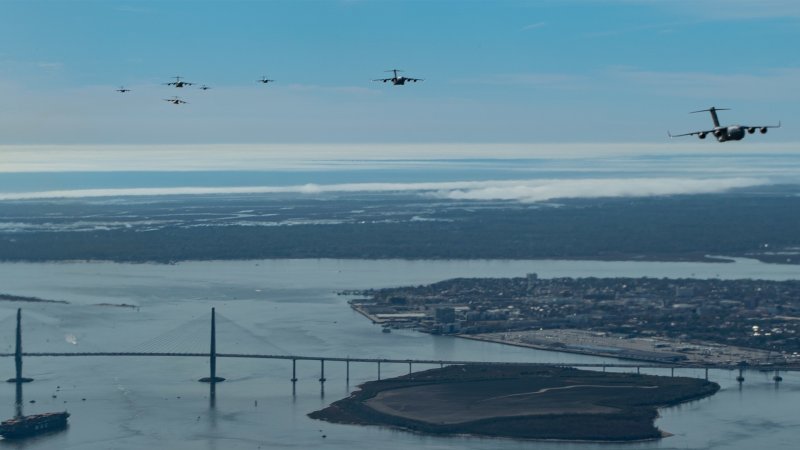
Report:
382,327,391,333
0,412,70,439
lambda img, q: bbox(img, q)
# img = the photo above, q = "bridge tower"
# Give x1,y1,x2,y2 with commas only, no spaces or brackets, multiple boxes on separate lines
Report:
199,307,225,383
6,309,33,383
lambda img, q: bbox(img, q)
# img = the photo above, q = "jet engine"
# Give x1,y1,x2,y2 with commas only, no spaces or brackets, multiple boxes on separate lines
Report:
760,127,768,134
698,132,706,139
713,130,723,138
748,128,756,134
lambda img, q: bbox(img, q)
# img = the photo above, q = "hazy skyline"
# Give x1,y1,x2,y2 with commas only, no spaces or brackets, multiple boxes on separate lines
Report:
1,0,797,145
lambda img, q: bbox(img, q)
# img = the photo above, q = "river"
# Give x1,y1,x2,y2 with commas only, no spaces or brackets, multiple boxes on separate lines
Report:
0,258,797,449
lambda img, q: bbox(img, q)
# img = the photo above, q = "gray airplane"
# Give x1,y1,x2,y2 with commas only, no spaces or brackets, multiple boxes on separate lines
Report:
373,69,423,86
163,96,187,105
669,107,780,142
164,76,194,88
116,86,131,93
257,76,274,84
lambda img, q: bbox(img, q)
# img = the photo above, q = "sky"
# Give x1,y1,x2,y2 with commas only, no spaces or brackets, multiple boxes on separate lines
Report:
0,0,797,148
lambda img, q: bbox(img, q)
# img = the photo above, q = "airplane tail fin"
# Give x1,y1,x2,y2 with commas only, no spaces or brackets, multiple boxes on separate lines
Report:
385,69,403,78
691,107,729,128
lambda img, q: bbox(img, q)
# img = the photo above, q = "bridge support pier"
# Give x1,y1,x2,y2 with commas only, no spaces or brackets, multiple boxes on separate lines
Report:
408,362,412,374
6,309,33,383
705,367,709,380
773,370,782,383
319,359,326,383
671,367,674,377
736,368,745,383
291,359,298,383
636,366,640,374
199,308,225,383
377,361,381,380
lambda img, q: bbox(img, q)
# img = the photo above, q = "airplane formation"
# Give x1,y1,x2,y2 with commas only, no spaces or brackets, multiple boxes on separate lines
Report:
118,71,780,142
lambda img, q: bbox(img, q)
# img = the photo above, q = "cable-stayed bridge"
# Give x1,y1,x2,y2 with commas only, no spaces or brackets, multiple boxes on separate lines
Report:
1,308,795,386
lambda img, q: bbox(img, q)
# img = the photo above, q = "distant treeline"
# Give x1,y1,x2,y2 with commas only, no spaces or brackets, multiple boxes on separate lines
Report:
0,192,799,263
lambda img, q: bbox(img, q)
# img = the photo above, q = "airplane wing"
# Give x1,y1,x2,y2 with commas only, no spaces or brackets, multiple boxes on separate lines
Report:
373,78,392,82
667,129,715,138
742,121,781,130
406,78,423,82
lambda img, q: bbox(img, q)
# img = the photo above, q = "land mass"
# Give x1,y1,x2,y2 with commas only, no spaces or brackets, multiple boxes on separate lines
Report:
349,276,800,365
0,293,68,304
0,189,799,263
310,365,719,441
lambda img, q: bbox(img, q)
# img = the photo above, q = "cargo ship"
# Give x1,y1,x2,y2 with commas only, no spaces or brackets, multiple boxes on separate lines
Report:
0,412,69,439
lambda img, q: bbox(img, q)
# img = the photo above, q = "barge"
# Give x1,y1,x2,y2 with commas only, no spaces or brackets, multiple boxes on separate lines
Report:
0,412,69,439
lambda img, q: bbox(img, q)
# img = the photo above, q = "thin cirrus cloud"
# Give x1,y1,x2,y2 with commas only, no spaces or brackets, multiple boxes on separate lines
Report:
521,22,547,31
610,67,800,101
589,0,800,19
456,73,589,89
0,177,767,202
467,67,800,101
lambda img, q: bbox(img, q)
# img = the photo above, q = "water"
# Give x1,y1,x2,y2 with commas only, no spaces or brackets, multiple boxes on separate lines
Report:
0,258,798,449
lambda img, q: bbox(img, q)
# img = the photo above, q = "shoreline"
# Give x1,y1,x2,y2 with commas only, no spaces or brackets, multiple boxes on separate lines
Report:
456,334,674,365
349,299,782,368
2,254,790,265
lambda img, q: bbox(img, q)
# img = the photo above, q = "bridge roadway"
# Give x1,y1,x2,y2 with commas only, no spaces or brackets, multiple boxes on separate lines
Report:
0,352,796,372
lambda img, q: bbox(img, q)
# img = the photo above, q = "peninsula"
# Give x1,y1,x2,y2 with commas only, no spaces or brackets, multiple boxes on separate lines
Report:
347,275,800,366
310,365,719,441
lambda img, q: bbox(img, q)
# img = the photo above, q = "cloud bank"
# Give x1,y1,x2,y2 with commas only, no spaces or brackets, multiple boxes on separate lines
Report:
0,177,767,202
436,177,766,202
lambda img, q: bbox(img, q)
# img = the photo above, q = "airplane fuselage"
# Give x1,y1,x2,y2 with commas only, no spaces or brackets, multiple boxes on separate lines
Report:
392,77,407,85
713,126,745,142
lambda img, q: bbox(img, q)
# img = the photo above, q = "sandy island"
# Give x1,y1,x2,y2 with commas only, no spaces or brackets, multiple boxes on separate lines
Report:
309,365,719,442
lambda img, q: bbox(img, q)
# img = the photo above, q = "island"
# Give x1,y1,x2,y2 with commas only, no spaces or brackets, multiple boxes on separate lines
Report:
309,365,719,442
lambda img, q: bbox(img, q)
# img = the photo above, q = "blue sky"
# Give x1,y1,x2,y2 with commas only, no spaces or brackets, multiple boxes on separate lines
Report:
0,0,797,145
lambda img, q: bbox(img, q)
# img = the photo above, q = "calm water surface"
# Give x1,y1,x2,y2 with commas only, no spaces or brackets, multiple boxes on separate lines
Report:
0,258,797,449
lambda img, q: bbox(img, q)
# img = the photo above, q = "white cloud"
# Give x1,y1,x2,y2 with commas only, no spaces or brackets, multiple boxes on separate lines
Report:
2,143,799,173
0,177,767,202
437,177,766,202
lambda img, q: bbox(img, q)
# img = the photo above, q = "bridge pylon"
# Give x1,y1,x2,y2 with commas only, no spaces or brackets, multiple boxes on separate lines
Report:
6,309,33,383
199,307,225,383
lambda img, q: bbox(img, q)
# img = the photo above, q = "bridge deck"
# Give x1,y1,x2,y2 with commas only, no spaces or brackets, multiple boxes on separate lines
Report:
0,352,794,371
